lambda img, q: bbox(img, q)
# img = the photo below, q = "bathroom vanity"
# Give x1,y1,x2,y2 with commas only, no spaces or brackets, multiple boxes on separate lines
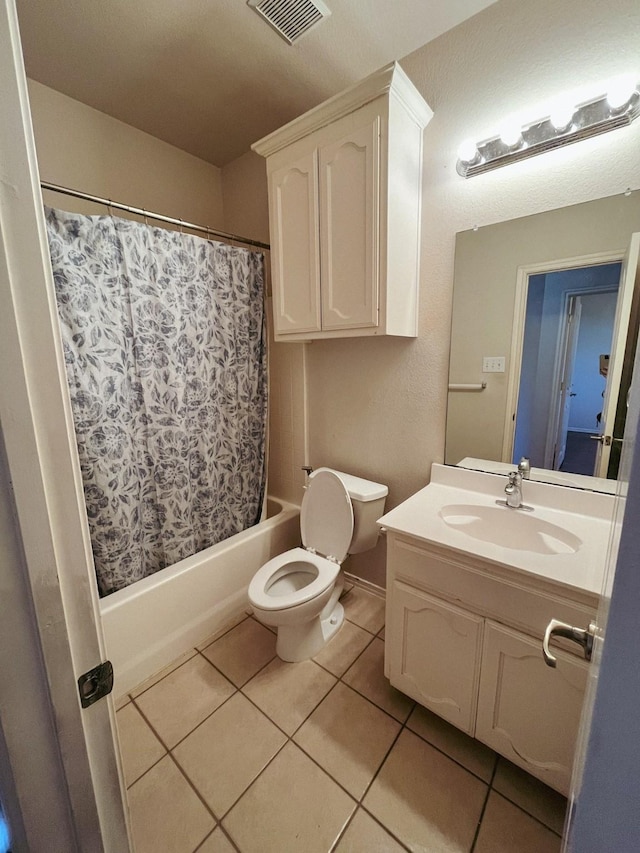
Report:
380,464,615,795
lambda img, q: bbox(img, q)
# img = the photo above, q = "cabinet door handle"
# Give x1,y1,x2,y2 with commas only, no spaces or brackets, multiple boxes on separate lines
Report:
542,619,596,668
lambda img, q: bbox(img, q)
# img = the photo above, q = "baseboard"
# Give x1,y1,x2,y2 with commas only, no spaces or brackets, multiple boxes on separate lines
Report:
343,571,386,600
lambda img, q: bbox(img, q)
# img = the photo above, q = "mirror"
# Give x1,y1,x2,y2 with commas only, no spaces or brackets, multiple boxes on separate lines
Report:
446,192,640,492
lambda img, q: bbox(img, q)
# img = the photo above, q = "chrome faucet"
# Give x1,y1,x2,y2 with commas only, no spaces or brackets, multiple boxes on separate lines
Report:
497,471,533,511
517,457,531,479
504,471,523,508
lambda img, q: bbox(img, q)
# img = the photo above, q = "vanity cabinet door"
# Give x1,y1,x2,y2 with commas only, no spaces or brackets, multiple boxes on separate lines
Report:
476,620,588,795
269,150,322,336
388,581,484,734
318,115,380,331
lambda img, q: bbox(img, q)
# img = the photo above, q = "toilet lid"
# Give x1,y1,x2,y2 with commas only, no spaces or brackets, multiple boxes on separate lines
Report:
301,469,354,563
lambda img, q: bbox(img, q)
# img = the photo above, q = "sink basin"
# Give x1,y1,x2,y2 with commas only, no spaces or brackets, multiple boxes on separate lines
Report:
439,504,582,555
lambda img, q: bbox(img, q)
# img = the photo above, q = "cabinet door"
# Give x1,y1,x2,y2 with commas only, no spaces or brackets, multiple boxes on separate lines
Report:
388,582,484,734
269,151,321,335
319,116,380,331
476,621,588,795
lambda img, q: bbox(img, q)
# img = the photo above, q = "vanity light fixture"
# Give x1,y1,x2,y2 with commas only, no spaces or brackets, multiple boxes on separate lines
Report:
457,76,640,178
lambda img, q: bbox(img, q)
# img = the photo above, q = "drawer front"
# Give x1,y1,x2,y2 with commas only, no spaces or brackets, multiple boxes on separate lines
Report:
388,533,597,650
388,581,483,734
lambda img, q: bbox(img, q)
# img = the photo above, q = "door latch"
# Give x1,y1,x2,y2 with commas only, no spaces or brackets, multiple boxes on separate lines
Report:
542,619,596,668
77,660,114,708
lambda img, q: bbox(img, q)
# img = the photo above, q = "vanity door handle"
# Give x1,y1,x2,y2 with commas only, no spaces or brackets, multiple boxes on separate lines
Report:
542,619,596,668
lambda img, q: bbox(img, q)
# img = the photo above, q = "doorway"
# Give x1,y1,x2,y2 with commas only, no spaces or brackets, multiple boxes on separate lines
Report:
512,262,622,474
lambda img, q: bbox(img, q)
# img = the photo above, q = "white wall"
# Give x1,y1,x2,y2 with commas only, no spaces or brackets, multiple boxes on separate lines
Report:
27,79,224,227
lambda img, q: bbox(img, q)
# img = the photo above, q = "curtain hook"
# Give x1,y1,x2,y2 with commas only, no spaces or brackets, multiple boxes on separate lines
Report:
179,218,184,233
142,208,149,226
107,199,113,218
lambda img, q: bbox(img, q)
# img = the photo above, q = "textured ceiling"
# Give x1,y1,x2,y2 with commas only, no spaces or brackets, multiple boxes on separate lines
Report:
17,0,497,167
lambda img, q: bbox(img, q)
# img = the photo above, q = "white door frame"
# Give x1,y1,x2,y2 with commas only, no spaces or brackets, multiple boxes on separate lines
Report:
0,1,130,849
502,251,624,464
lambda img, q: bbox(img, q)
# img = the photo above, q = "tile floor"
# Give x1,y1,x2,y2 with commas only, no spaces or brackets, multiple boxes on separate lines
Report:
116,586,567,853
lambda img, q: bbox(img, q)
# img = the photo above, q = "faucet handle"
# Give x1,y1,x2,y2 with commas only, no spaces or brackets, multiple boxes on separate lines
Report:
507,471,521,485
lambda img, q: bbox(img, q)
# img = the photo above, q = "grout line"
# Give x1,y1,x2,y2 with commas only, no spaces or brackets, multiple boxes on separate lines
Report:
469,754,498,852
125,750,167,791
489,789,566,839
196,613,251,652
357,804,414,853
328,807,359,853
402,716,498,786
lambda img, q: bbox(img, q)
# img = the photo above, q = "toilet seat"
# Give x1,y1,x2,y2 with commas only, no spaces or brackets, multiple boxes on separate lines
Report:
248,547,340,611
249,470,354,613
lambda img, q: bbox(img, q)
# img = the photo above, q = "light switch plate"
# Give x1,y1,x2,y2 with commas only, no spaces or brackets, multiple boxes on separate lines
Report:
483,356,505,373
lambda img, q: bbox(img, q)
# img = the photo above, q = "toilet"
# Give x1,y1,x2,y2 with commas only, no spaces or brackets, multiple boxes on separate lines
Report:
248,468,388,662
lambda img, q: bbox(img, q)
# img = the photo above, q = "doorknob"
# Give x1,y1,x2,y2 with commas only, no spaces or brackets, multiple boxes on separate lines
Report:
589,434,612,445
542,619,596,668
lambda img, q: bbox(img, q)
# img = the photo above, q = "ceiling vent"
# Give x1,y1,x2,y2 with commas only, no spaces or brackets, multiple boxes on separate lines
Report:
248,0,331,45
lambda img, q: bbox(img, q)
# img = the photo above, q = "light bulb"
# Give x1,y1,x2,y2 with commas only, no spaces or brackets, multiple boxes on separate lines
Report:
607,75,637,111
457,139,479,164
550,102,575,131
499,122,522,148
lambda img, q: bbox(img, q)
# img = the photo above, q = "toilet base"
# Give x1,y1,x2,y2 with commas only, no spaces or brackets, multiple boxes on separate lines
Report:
276,601,345,663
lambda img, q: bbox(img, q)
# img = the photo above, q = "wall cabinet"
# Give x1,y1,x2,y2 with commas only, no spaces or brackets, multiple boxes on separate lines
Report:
386,533,596,795
253,63,432,341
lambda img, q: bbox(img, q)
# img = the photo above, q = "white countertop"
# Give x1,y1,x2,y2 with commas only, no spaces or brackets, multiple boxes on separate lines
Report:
378,464,617,598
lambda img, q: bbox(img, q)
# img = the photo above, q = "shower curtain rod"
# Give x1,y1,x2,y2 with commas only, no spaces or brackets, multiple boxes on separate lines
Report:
40,181,270,251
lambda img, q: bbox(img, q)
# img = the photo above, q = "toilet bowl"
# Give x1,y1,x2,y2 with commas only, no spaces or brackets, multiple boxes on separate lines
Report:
248,468,387,662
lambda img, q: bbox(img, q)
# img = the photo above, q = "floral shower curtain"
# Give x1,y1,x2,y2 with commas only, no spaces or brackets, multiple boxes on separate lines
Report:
46,207,267,596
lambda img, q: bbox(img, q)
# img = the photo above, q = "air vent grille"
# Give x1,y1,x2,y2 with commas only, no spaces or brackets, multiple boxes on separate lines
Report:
249,0,331,44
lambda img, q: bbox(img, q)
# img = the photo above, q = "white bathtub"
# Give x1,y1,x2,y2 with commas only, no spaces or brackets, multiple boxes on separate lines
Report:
100,497,300,697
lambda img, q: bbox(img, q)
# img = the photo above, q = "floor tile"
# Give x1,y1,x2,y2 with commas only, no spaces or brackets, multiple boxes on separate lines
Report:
116,702,166,787
474,792,562,853
134,655,235,748
343,637,414,722
196,827,237,852
294,682,400,799
130,649,198,698
313,619,374,677
173,692,287,818
242,657,336,735
223,742,356,853
492,758,567,835
407,704,496,782
363,728,487,853
195,612,249,651
335,808,406,852
127,755,215,853
341,586,386,634
201,618,276,686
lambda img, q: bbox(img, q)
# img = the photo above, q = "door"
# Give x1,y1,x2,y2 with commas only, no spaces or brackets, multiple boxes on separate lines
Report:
594,233,640,477
554,296,583,469
269,150,322,335
319,115,380,331
553,308,640,848
0,1,130,848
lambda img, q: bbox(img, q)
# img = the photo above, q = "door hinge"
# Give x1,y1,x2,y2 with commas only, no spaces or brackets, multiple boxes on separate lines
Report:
78,660,114,708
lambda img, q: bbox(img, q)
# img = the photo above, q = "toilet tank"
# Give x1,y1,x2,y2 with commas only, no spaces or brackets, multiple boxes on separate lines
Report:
313,468,388,554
